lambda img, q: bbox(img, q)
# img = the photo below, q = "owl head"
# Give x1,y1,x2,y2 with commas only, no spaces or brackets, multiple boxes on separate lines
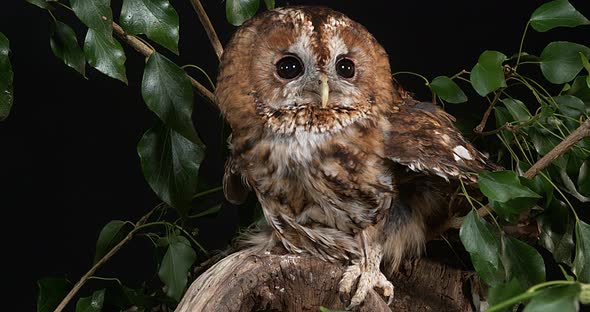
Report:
216,6,396,135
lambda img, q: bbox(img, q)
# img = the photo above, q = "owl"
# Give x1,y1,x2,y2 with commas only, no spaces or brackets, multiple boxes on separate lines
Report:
216,6,494,309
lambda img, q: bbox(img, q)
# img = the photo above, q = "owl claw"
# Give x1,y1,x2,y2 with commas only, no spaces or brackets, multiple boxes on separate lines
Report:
339,263,394,310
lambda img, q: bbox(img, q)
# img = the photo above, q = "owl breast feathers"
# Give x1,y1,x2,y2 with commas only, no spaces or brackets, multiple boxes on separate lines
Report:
216,6,495,307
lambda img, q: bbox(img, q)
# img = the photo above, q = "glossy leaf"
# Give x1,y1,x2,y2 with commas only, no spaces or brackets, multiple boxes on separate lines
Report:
460,211,503,285
142,52,199,143
430,76,467,104
538,199,575,265
120,0,180,54
75,289,105,312
158,235,196,301
487,279,525,312
94,220,132,263
263,0,275,9
540,41,590,84
0,32,13,121
478,170,541,203
573,220,590,282
556,95,586,118
37,278,72,312
530,0,590,32
25,0,49,9
84,28,127,83
470,50,507,96
529,127,561,156
50,21,86,76
489,197,538,223
501,235,546,288
501,98,531,123
567,75,590,103
523,284,581,312
579,160,590,197
226,0,259,26
137,123,205,213
71,0,113,35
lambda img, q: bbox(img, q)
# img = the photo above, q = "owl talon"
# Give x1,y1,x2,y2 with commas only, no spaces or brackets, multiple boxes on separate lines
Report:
339,263,394,309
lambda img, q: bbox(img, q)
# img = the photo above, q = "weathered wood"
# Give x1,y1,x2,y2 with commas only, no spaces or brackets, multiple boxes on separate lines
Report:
176,243,475,312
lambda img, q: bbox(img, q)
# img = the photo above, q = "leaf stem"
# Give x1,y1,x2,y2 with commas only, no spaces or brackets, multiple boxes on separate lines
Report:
485,280,578,312
135,221,208,255
192,186,223,199
181,64,216,91
514,21,530,71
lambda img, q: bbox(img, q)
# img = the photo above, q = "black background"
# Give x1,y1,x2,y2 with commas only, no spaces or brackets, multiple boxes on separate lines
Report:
1,0,589,311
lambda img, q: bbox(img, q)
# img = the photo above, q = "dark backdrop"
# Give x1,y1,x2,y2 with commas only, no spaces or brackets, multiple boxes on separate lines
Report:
1,0,588,310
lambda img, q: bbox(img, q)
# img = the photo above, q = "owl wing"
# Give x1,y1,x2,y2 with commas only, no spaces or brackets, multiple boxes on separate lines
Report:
223,156,250,205
385,102,496,182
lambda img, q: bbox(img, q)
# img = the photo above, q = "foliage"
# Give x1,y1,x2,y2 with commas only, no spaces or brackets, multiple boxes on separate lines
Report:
3,0,587,310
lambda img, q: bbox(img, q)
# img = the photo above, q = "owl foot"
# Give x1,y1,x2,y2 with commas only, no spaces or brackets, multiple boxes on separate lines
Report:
338,262,394,310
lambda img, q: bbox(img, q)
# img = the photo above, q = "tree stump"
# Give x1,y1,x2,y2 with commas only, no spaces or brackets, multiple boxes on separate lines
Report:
176,242,476,312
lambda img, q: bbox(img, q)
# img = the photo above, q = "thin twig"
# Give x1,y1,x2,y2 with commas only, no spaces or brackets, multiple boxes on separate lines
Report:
447,118,590,230
474,91,502,134
189,0,224,60
54,206,159,312
111,22,217,107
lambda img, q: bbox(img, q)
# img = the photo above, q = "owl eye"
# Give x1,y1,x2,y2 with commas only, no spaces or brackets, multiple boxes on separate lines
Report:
276,55,304,80
336,58,355,78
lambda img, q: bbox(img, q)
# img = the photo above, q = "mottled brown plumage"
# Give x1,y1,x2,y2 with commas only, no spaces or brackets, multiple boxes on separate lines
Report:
216,6,494,308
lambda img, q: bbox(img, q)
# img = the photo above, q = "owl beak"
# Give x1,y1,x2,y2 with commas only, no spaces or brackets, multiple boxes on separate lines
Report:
320,73,329,108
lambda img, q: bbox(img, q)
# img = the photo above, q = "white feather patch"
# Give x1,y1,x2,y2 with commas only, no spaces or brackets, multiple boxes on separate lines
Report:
453,145,473,160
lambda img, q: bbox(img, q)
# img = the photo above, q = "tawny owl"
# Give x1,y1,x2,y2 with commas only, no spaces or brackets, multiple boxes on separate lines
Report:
216,6,494,309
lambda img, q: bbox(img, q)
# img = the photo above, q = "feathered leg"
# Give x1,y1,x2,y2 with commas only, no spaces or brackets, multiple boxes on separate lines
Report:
339,228,394,309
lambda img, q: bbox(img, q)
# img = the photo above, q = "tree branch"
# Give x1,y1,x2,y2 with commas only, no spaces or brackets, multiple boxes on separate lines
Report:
474,90,502,134
189,0,224,61
448,118,590,229
111,22,217,107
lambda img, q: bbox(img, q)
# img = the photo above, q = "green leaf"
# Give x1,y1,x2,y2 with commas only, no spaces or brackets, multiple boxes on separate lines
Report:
538,199,575,265
94,220,132,263
573,220,590,282
50,21,86,76
84,29,127,83
540,41,590,84
0,32,13,121
263,0,275,10
502,98,531,123
71,0,113,35
556,95,586,119
429,76,467,104
529,127,562,156
120,0,180,54
460,211,504,285
501,236,546,289
494,106,514,143
489,197,538,223
75,289,105,312
567,75,590,103
478,170,541,203
530,0,590,32
579,159,590,197
470,50,507,96
158,235,196,301
142,52,199,143
37,278,72,312
137,123,205,213
25,0,49,9
226,0,259,26
488,279,525,312
523,284,581,312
